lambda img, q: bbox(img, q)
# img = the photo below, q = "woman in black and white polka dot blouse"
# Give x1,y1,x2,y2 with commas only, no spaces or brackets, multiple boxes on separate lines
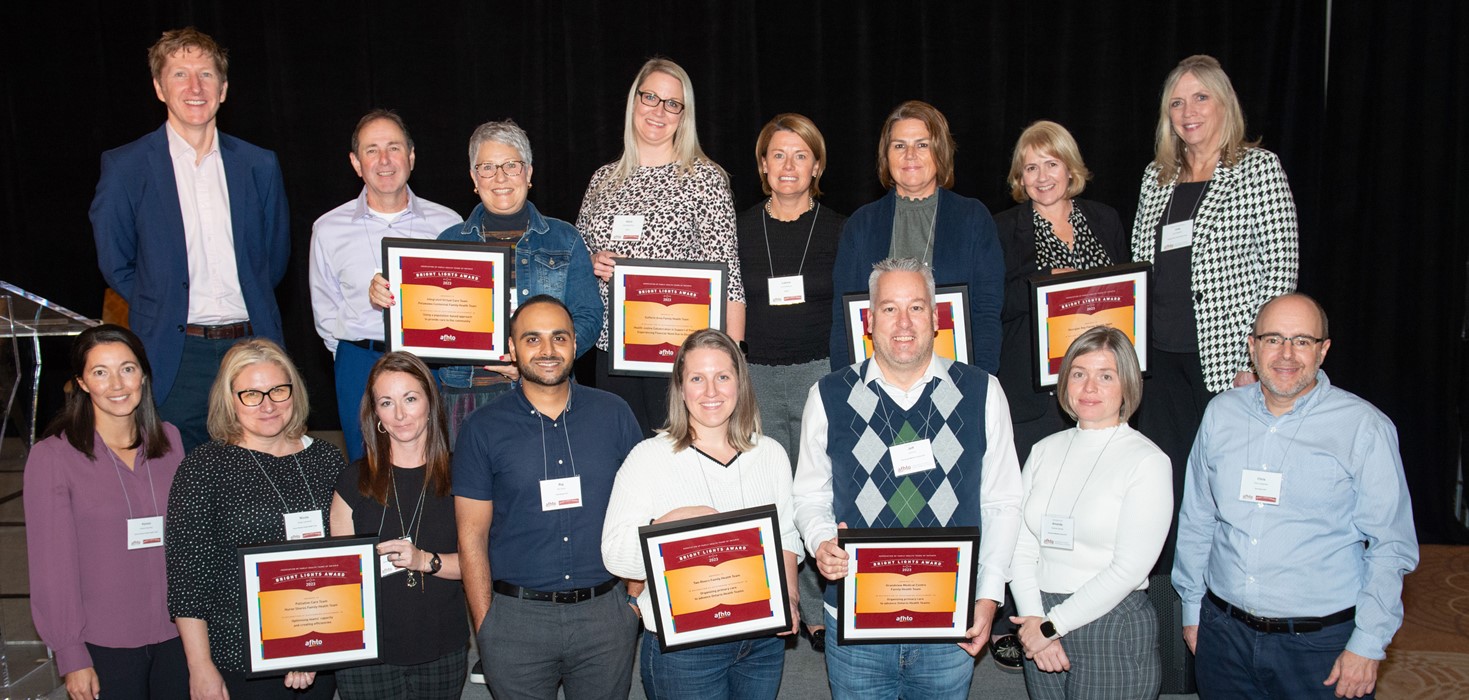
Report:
165,339,345,700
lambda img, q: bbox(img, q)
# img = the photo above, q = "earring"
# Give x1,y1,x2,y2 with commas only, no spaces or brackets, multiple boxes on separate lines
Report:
376,421,387,434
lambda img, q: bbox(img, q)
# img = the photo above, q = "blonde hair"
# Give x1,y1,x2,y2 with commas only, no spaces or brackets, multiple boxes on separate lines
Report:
148,27,228,81
663,329,760,453
754,113,828,198
604,58,723,187
207,338,310,444
1152,55,1258,184
1006,120,1091,203
876,100,956,191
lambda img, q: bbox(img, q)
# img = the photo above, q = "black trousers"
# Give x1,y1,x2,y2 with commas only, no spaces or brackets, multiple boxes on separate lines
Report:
85,636,189,699
594,348,668,438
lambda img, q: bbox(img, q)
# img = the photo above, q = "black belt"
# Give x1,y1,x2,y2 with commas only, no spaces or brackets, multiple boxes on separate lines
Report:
493,578,618,604
343,338,388,352
1207,590,1353,634
185,322,253,340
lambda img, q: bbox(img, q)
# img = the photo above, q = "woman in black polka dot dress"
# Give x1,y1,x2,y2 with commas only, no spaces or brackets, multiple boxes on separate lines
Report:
165,339,345,699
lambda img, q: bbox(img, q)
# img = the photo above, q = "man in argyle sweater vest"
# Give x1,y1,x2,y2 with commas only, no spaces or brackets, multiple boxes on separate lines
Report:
794,258,1022,699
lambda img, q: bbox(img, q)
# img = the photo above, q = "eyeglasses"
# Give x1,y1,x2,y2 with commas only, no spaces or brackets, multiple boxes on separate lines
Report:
1253,333,1326,349
237,383,293,407
473,161,526,178
637,90,685,115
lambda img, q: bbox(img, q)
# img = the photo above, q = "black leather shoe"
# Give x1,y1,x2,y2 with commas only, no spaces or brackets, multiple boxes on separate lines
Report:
990,634,1023,672
810,628,826,653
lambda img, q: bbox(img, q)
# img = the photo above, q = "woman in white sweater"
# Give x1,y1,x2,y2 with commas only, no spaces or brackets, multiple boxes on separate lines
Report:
1008,326,1172,699
601,328,801,700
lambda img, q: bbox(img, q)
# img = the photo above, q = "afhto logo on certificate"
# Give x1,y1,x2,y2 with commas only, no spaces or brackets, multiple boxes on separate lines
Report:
660,528,773,634
254,556,366,660
853,548,961,629
398,256,497,351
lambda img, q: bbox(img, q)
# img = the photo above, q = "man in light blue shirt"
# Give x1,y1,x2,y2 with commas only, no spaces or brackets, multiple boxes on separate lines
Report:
1172,293,1417,699
308,109,462,462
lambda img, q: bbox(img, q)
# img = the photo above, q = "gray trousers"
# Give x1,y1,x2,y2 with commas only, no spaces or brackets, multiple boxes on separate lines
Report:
1023,590,1161,700
478,582,640,700
750,358,829,628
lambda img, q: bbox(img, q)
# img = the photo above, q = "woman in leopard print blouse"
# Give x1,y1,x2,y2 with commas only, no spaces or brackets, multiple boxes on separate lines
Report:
577,57,745,436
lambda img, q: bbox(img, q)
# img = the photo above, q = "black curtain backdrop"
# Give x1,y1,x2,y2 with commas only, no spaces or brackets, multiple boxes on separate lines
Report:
1,1,1462,543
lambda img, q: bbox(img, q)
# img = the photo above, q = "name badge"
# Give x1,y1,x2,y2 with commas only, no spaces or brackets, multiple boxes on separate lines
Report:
1040,515,1075,550
127,515,164,550
1238,469,1283,505
379,536,411,578
767,275,806,305
540,476,584,511
283,510,326,540
1160,219,1194,251
890,439,936,477
611,215,645,242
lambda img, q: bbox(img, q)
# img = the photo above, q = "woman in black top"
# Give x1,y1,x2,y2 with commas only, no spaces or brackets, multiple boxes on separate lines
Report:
994,121,1127,462
166,339,343,699
330,352,466,699
735,113,846,651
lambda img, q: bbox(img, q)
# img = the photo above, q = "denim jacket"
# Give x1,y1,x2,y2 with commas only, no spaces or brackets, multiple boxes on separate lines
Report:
436,201,603,388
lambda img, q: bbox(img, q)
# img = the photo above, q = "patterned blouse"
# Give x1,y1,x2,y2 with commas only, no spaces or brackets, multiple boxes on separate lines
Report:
1032,204,1112,271
576,160,744,350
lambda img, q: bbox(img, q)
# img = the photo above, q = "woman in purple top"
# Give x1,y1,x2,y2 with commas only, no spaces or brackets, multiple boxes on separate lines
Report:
24,324,188,700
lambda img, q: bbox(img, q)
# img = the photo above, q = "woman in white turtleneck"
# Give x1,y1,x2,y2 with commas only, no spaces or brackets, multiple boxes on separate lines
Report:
1007,326,1172,699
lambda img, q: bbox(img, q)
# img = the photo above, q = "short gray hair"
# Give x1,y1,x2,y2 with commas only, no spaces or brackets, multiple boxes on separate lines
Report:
467,119,533,167
868,257,936,301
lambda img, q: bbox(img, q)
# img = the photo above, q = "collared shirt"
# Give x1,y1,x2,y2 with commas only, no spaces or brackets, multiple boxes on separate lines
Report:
308,187,462,351
164,123,248,325
792,354,1023,605
451,383,642,591
1172,371,1418,659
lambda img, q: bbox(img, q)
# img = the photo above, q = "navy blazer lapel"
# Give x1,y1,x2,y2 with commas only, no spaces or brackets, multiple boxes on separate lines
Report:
144,126,189,249
219,134,258,268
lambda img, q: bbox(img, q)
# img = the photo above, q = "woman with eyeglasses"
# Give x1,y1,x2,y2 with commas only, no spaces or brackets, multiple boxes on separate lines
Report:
370,119,602,443
329,352,466,699
165,339,345,699
25,325,188,700
577,57,744,436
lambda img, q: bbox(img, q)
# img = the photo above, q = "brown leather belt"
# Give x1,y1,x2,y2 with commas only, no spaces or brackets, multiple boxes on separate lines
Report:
492,578,618,604
1207,590,1353,634
185,322,253,340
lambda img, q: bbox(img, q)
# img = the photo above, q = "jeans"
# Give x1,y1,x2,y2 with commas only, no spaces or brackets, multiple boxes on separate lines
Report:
639,631,785,700
333,340,382,463
1195,593,1367,699
823,612,975,699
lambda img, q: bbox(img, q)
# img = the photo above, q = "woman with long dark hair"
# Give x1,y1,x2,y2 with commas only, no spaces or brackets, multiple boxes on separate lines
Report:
329,352,466,699
25,324,188,699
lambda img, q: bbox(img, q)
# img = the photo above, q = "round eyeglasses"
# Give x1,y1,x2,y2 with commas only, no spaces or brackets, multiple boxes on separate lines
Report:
236,383,293,407
637,91,685,115
473,161,527,178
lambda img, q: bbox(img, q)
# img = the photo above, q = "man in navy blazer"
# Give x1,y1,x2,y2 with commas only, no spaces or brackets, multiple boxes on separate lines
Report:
90,27,289,451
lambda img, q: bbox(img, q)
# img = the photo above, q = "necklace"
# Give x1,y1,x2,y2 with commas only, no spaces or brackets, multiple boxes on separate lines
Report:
387,466,429,589
760,200,820,279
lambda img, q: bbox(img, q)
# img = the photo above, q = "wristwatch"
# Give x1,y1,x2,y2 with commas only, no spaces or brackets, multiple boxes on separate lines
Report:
428,552,442,575
1040,619,1060,640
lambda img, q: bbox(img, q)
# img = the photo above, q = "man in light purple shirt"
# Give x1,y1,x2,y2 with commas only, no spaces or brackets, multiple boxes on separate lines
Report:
91,27,290,451
308,110,461,462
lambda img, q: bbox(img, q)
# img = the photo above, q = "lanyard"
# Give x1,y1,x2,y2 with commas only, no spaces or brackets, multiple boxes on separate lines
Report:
103,438,161,519
1041,427,1118,518
761,200,820,277
246,443,318,512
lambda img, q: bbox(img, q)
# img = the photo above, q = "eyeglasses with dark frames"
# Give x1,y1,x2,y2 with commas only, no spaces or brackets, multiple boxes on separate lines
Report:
637,90,685,115
472,161,527,178
1253,333,1326,349
236,383,293,407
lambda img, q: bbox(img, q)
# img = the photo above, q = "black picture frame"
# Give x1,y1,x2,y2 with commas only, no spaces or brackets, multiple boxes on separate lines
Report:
835,526,981,645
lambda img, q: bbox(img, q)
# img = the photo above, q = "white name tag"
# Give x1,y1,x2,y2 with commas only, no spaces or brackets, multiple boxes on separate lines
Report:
1040,515,1075,550
611,215,645,242
767,275,806,305
127,515,164,550
283,510,326,540
379,536,411,577
1238,469,1283,505
540,476,584,511
1160,219,1194,251
890,439,936,477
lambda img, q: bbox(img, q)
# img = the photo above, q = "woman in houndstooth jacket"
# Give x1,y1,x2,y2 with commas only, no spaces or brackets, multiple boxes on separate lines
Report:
1130,54,1298,569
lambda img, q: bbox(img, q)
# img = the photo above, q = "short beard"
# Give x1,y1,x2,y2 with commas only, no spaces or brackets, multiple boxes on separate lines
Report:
518,357,572,387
